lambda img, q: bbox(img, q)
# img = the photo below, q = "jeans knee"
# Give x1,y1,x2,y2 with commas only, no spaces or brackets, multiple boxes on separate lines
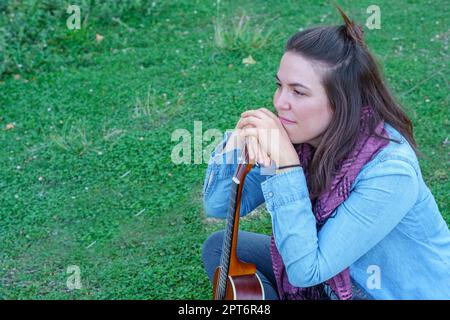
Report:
202,230,225,263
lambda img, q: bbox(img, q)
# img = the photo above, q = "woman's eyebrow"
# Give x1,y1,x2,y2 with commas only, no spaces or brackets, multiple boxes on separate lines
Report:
275,74,310,90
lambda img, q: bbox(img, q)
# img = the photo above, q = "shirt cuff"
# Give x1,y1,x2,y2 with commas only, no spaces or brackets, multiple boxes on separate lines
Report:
261,167,310,211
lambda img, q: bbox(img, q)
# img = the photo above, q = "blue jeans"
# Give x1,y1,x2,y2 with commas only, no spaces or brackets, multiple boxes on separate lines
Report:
202,230,374,300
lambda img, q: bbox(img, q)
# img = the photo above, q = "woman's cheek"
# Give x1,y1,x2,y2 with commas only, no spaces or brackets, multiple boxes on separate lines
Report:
273,90,280,106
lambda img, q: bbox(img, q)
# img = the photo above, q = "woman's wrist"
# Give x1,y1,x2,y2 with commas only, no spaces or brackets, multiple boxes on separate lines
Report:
275,154,301,168
275,164,302,175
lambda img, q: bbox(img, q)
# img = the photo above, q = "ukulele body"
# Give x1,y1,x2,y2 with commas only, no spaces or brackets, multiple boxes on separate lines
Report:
212,266,265,300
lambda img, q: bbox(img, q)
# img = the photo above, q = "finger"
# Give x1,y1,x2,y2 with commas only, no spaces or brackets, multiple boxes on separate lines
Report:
241,109,265,119
250,136,259,163
236,117,255,130
241,128,260,163
243,130,263,166
243,130,269,166
242,109,281,131
239,127,258,139
245,136,256,162
256,140,271,167
258,107,280,123
251,137,259,164
257,141,266,166
258,108,284,129
242,108,276,120
262,150,271,167
244,136,252,161
237,116,263,129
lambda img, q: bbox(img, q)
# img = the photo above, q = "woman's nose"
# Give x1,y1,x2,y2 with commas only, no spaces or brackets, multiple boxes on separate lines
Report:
274,92,291,111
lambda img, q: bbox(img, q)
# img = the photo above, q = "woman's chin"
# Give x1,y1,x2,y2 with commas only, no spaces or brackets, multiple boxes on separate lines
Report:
289,135,318,147
289,136,306,144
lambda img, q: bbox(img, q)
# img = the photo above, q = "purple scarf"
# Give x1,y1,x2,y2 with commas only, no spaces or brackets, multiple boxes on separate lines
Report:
270,105,390,300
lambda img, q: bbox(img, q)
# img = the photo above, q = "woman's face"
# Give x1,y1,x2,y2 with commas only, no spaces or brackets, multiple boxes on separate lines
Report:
273,51,333,148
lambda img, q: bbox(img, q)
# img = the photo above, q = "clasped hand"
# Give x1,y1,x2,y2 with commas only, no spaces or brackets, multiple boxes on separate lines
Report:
234,107,300,168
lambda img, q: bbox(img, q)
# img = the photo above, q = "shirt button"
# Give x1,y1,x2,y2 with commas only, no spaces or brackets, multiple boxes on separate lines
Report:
268,191,274,198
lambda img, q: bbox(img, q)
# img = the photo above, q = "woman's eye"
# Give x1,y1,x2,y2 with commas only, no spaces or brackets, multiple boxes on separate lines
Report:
276,83,304,96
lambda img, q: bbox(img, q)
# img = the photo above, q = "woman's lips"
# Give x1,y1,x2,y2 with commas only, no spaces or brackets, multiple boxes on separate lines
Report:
278,116,297,125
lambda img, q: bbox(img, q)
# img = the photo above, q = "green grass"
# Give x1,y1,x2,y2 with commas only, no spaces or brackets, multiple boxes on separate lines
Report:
0,0,448,299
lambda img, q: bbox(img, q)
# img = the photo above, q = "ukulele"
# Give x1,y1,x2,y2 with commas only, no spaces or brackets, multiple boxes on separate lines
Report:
212,138,265,300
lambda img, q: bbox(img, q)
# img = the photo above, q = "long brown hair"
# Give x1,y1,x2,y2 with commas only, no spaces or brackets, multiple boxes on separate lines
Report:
285,6,420,199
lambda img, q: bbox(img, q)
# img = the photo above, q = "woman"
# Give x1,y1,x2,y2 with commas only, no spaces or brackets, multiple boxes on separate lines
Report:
201,8,450,300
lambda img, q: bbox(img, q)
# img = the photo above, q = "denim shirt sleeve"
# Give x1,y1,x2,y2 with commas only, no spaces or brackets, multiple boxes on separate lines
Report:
202,130,270,218
260,159,419,288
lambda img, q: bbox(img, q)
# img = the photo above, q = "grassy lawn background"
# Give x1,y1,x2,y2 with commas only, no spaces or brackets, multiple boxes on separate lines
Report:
0,0,448,299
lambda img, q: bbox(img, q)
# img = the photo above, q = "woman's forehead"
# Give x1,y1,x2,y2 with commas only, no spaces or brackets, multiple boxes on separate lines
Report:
278,52,322,89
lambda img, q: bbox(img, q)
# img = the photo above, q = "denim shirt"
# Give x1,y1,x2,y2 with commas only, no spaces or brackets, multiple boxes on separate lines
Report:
202,123,450,299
